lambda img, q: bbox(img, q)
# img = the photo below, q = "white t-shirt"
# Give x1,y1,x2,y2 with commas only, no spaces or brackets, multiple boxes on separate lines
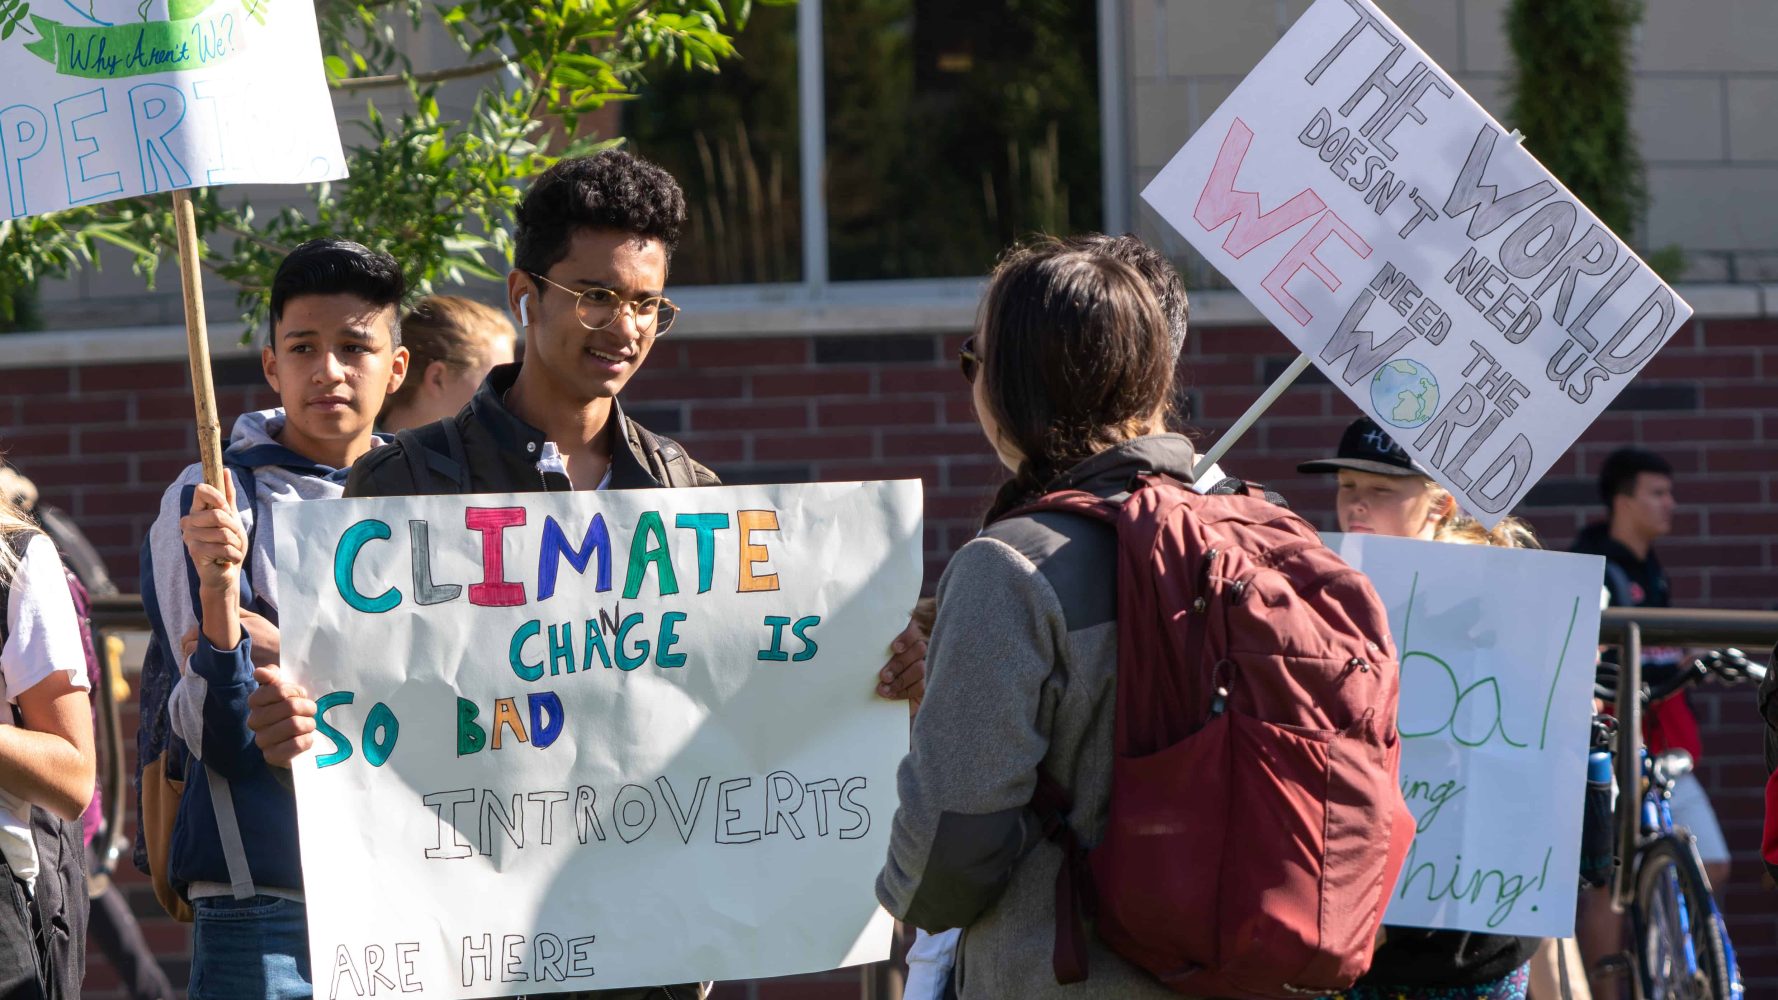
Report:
0,533,90,884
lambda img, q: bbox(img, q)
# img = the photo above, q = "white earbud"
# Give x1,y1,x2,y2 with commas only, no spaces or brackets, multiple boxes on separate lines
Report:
519,294,531,327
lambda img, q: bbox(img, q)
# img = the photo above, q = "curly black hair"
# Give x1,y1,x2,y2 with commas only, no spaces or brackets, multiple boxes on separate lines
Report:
513,150,688,276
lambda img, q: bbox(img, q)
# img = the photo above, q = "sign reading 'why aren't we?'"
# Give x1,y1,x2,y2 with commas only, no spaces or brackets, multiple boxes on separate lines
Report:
2,0,345,217
1143,0,1691,526
275,482,923,999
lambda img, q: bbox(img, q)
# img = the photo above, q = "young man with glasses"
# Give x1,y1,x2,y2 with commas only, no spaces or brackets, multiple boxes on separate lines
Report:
341,150,715,497
240,149,927,999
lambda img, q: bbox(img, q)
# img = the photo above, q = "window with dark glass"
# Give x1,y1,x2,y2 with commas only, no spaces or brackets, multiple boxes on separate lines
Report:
624,3,802,286
824,0,1102,281
624,1,1101,287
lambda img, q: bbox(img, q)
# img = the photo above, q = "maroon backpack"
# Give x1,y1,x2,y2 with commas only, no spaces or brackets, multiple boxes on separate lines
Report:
1015,475,1416,999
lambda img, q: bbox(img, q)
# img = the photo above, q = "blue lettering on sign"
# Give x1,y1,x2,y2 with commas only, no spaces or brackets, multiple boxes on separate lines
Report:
187,14,236,64
126,27,192,73
0,104,50,217
128,83,191,193
52,88,123,206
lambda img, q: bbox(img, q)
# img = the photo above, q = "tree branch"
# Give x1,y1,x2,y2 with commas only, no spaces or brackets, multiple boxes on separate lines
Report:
335,56,511,91
215,224,295,259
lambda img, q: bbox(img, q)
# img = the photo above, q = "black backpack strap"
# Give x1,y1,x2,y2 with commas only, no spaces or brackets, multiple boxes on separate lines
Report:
442,418,469,481
32,504,115,598
26,807,85,1000
632,423,701,488
396,421,473,493
395,429,431,492
1205,476,1292,509
0,529,40,648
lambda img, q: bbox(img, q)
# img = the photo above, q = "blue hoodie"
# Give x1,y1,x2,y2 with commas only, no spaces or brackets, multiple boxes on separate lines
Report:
144,408,384,898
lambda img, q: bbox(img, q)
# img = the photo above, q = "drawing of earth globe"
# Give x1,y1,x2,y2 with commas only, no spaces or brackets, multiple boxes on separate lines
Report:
1370,359,1440,430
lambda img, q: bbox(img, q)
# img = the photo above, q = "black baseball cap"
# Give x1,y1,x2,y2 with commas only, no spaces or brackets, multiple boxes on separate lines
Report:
1297,417,1430,477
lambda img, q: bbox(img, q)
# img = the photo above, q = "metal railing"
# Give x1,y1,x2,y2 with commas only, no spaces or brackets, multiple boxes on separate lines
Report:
1595,606,1778,910
89,593,151,634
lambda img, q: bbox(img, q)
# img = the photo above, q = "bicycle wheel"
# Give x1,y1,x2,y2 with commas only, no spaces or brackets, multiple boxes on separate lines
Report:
1632,836,1734,1000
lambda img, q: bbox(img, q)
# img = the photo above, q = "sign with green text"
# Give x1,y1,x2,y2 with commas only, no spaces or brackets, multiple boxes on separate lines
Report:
1332,534,1604,937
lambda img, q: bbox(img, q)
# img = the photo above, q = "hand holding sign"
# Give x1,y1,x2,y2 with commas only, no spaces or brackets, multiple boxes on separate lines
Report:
247,666,318,767
1330,534,1605,936
275,481,921,998
1144,0,1690,526
5,0,345,490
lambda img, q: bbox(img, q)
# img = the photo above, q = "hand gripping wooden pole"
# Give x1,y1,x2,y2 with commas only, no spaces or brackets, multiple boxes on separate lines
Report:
172,189,226,490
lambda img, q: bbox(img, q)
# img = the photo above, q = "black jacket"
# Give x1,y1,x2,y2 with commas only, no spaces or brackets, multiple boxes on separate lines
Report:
349,363,718,497
346,362,714,1000
1569,522,1670,611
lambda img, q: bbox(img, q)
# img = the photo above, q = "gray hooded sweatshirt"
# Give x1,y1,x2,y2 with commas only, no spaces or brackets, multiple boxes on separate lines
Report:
878,435,1201,999
149,408,378,755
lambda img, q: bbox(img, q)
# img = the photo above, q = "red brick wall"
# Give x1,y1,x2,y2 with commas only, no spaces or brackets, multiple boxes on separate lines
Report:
2,316,1773,996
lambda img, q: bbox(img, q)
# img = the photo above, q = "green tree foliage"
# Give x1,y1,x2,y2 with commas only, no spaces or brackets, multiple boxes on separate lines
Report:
0,0,787,333
1506,0,1645,241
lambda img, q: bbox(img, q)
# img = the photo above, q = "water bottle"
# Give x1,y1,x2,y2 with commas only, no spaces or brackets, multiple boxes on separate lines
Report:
1579,749,1615,887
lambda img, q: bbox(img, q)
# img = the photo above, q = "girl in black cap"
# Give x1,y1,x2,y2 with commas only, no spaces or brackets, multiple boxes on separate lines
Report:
1299,417,1461,541
1302,417,1539,1000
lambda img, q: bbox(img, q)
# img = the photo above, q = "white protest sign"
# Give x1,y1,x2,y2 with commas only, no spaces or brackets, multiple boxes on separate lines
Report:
1330,534,1603,937
1143,0,1691,526
274,482,922,998
1,0,345,217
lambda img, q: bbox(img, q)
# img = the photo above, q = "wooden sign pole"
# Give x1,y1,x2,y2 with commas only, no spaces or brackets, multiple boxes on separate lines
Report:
1191,353,1312,481
171,189,226,491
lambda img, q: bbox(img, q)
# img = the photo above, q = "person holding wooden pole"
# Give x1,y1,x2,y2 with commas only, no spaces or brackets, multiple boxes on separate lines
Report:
144,239,409,999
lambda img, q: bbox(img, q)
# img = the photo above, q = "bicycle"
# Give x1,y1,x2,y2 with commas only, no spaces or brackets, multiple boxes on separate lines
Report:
1594,648,1767,1000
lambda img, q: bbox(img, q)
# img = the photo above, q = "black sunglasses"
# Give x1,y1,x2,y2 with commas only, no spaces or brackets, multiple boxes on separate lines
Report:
959,336,981,384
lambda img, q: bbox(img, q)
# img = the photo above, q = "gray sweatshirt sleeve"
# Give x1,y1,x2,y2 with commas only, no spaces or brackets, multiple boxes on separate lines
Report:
877,537,1063,931
149,466,210,756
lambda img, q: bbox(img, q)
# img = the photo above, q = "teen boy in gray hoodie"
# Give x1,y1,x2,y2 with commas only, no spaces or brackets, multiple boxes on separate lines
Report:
147,238,409,999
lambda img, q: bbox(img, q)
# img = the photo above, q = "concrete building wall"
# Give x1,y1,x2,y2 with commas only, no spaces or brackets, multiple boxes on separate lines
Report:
28,0,1778,330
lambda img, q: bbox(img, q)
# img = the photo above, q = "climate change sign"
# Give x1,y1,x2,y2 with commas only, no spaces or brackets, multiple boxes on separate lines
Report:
275,482,922,999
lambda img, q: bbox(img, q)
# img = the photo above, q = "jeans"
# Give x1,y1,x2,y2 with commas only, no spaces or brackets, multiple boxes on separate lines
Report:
189,894,311,1000
0,874,47,1000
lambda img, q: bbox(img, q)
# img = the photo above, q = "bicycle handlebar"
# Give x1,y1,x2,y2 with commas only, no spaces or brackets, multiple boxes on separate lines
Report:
1594,647,1765,709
